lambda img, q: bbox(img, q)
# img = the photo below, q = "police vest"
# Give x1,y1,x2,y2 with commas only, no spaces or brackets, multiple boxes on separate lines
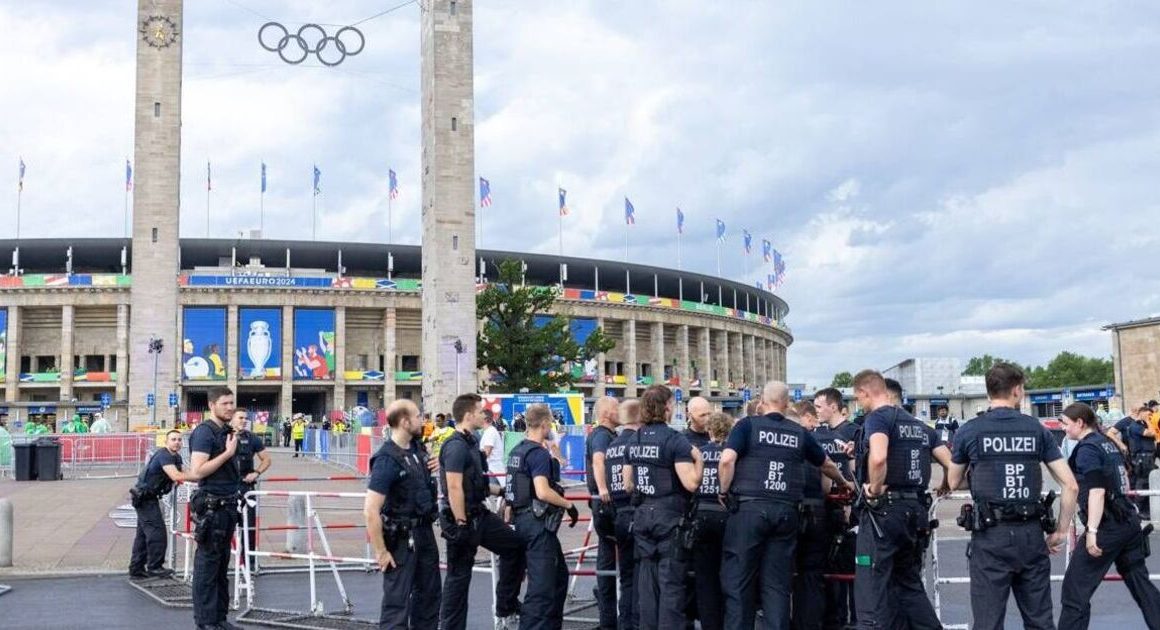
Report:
136,450,177,497
371,440,437,520
683,428,711,450
236,430,258,478
586,425,617,495
605,429,636,505
697,442,723,502
440,431,490,507
1129,421,1156,454
732,413,809,502
628,424,686,502
1070,432,1130,517
192,421,240,494
965,410,1044,505
814,425,851,479
860,408,932,491
505,439,551,509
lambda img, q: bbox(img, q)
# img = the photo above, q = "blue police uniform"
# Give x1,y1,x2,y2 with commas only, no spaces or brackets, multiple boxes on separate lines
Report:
235,429,265,564
721,412,827,630
1127,420,1156,517
438,430,526,629
605,427,639,630
586,424,619,630
853,406,942,630
129,448,182,577
1059,431,1160,629
951,407,1061,629
628,422,696,630
817,420,858,629
367,437,440,627
794,440,830,630
188,420,242,629
506,439,569,630
692,440,727,630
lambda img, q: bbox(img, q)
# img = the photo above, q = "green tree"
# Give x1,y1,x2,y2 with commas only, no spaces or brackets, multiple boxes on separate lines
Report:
831,371,853,388
477,259,616,393
1024,352,1114,389
962,354,1023,376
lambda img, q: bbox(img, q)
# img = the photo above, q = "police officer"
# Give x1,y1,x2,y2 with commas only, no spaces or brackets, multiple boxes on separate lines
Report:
363,399,441,628
605,399,642,630
691,411,733,630
506,403,581,629
851,371,951,630
946,362,1078,630
789,401,831,630
681,396,714,626
1126,406,1156,518
230,408,271,570
813,387,857,630
586,396,620,630
439,393,526,630
187,386,242,630
719,381,851,630
129,429,186,579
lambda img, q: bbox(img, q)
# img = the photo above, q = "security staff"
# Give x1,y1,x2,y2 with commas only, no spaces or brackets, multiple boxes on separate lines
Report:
440,393,526,630
813,387,857,630
605,399,642,630
933,406,959,447
624,385,704,630
719,381,852,630
851,370,950,630
691,411,733,630
186,386,242,630
790,402,831,630
129,429,186,579
506,403,581,629
946,363,1079,630
230,408,271,570
1058,403,1160,629
363,399,441,627
586,396,621,630
1127,406,1156,518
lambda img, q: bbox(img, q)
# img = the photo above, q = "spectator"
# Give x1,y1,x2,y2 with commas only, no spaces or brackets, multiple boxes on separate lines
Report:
89,412,113,433
513,413,527,432
26,420,49,436
479,409,506,510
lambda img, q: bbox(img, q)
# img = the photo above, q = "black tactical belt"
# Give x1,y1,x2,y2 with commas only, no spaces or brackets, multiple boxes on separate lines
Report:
882,490,926,502
801,498,825,507
736,495,798,506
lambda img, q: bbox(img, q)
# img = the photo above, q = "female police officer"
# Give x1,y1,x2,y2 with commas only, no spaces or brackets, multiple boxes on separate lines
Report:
1058,402,1160,629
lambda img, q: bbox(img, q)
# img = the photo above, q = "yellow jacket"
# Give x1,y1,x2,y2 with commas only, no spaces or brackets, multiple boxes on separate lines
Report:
291,421,306,440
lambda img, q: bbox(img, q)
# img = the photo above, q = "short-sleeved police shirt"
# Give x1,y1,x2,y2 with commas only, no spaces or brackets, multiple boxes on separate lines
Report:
188,421,240,495
1113,417,1133,439
1128,421,1156,453
725,416,827,467
950,410,1061,467
367,441,420,496
586,427,616,494
439,431,487,505
525,446,554,481
145,449,183,492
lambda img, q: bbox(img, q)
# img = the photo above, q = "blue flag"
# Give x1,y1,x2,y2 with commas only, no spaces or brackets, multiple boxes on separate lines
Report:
625,198,636,225
762,239,772,262
716,219,726,241
125,160,132,192
479,177,492,207
389,169,399,200
676,208,685,234
261,162,267,193
313,165,321,195
743,229,752,254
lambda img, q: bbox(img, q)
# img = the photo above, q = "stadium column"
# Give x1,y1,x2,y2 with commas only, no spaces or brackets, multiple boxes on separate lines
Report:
60,305,74,402
779,345,787,381
382,307,397,405
115,304,128,404
420,0,477,415
4,306,19,403
334,306,346,412
677,324,690,391
625,319,637,398
594,317,607,397
652,322,664,387
759,337,769,384
226,305,238,394
745,335,757,390
699,327,712,393
128,0,182,423
716,329,729,393
731,332,744,392
280,305,293,418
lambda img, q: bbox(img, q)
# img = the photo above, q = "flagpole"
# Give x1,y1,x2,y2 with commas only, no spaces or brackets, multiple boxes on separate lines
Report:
124,158,130,238
205,183,210,238
312,193,317,241
16,187,21,240
387,196,393,244
677,232,682,271
259,162,265,237
716,241,721,277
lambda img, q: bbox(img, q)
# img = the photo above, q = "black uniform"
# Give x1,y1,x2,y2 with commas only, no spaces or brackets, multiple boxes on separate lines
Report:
367,438,441,628
438,430,526,629
951,407,1061,629
817,420,858,629
188,420,242,629
1127,420,1156,517
628,422,697,630
721,412,827,630
129,448,182,577
853,406,942,630
605,427,639,630
693,440,727,630
586,424,619,630
1059,431,1160,629
682,427,711,627
507,439,569,629
235,429,265,565
794,442,830,630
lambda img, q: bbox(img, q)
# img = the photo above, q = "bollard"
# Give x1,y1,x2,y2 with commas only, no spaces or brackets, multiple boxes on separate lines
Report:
1149,470,1160,523
286,495,306,553
0,498,12,567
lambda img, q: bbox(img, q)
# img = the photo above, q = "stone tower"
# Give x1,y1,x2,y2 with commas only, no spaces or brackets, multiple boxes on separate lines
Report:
128,0,183,426
420,0,477,415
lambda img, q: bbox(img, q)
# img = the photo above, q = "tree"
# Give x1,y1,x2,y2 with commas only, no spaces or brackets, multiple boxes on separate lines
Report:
1025,352,1114,389
962,354,1022,376
830,371,853,388
477,259,616,393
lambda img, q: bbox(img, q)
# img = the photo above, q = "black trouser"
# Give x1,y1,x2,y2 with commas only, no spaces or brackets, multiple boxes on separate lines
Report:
380,523,441,629
1134,452,1155,516
512,510,568,630
824,506,855,630
721,499,799,630
592,499,619,629
794,504,831,630
294,438,303,455
440,509,526,629
634,500,689,630
282,429,290,447
192,502,239,626
967,520,1054,630
693,506,728,630
130,498,167,573
853,499,940,630
614,504,638,630
1060,513,1160,630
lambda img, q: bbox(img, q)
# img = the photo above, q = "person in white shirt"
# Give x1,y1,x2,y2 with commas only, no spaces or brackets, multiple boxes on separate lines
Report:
479,409,506,511
89,412,113,433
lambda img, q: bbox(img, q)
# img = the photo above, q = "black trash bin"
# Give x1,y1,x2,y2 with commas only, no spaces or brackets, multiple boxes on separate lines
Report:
13,442,37,481
35,437,61,481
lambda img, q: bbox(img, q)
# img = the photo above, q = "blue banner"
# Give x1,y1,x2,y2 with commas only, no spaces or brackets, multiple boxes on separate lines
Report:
0,308,7,380
1074,388,1114,401
239,307,282,379
188,275,334,288
293,309,335,380
1029,392,1063,404
182,307,227,380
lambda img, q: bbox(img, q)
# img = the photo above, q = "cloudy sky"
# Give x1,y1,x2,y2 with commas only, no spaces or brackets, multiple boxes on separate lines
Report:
2,1,1158,387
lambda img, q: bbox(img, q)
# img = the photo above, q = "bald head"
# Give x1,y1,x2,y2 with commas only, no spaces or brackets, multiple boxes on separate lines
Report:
619,399,641,427
594,396,620,427
385,399,420,436
761,381,790,413
687,396,712,432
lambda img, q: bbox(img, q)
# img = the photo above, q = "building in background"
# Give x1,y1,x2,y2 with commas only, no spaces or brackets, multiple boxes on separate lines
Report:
1104,316,1160,413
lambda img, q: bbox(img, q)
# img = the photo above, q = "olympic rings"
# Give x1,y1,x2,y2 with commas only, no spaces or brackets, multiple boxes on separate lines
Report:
257,21,365,67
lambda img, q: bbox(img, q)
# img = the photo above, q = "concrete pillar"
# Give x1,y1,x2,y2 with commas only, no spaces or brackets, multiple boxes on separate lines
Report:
334,306,346,413
652,322,664,386
746,334,757,389
731,332,744,391
60,305,74,401
625,319,637,398
4,306,18,403
780,345,788,382
115,305,128,402
677,324,690,389
383,307,397,406
226,304,238,392
595,316,607,397
281,306,293,418
716,329,730,391
699,327,712,391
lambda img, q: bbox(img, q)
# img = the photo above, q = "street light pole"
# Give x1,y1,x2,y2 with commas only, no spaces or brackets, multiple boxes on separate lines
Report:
453,338,466,397
148,337,164,426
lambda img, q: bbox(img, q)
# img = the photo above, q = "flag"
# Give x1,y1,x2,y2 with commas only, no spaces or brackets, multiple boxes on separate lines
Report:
762,239,772,262
388,169,399,200
207,161,212,191
743,229,752,254
716,219,726,241
18,158,25,192
261,162,267,193
624,197,636,225
558,187,568,216
313,165,321,196
125,160,133,192
676,208,685,234
479,177,492,207
767,273,776,290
